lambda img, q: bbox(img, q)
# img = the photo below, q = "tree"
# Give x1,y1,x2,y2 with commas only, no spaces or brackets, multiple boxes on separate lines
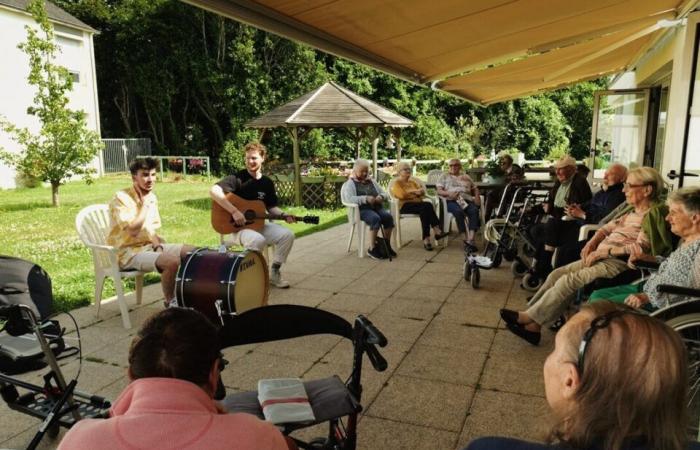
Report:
0,0,102,206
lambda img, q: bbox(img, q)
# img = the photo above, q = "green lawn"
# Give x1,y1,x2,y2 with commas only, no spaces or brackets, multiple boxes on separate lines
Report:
0,174,346,312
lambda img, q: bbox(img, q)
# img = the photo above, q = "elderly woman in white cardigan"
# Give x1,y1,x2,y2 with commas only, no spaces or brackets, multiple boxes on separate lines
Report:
341,159,396,259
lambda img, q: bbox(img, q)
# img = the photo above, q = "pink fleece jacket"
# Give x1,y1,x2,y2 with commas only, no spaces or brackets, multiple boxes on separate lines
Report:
58,378,288,450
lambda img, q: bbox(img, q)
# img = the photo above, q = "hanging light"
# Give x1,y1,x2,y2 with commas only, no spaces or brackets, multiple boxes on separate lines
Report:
385,135,395,149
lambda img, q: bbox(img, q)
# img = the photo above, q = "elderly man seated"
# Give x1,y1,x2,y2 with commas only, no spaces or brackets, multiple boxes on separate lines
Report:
341,159,396,260
588,186,700,310
436,158,481,250
500,167,673,345
483,152,525,220
552,163,628,268
58,308,291,449
528,155,592,278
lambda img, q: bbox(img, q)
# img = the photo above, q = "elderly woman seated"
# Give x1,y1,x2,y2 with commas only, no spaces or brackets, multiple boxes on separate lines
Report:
466,302,699,450
588,186,700,310
390,161,447,251
341,159,396,260
436,158,481,250
500,167,673,345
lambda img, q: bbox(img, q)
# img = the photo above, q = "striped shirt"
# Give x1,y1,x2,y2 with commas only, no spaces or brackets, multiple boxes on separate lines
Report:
596,210,650,256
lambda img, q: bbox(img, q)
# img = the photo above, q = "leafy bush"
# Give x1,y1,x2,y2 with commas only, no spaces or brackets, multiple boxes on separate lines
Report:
407,145,452,161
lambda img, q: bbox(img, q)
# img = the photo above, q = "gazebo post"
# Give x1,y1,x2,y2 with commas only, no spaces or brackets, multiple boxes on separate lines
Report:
369,127,380,176
394,128,402,163
289,127,302,206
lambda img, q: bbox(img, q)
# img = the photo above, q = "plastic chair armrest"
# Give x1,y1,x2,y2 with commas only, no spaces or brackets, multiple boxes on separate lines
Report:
579,224,601,241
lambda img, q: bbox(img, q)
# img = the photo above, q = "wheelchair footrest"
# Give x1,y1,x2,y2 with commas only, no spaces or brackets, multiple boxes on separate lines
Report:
221,376,361,432
6,393,110,427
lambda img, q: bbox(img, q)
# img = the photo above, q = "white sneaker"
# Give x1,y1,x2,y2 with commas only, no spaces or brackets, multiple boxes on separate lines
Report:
270,269,290,289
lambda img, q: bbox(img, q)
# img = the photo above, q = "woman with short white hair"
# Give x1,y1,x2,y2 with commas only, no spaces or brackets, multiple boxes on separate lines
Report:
390,161,446,250
341,159,396,259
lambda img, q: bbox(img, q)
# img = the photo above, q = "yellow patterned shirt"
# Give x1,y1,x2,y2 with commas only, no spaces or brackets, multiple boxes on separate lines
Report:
107,187,161,267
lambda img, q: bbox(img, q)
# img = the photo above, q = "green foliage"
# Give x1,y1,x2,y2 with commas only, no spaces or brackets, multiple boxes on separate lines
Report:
545,142,571,162
0,0,102,206
0,175,346,312
53,0,604,169
406,145,452,161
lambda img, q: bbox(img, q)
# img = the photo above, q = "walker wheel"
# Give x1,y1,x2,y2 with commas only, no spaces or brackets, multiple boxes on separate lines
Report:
463,261,472,281
521,273,542,292
511,260,528,277
471,267,481,289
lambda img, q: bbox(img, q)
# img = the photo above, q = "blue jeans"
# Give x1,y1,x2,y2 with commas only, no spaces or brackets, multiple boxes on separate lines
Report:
446,200,480,233
360,207,394,230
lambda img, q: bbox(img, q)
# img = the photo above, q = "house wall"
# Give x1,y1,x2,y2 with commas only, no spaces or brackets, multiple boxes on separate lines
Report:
0,5,101,190
610,12,700,188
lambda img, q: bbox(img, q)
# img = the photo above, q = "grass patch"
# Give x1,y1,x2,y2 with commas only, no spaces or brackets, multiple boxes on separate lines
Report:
0,174,346,312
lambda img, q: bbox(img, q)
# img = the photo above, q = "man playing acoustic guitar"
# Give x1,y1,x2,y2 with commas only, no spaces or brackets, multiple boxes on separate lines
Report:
210,142,296,288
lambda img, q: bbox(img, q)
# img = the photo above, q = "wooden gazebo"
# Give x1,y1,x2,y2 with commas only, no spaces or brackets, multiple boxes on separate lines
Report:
245,81,413,205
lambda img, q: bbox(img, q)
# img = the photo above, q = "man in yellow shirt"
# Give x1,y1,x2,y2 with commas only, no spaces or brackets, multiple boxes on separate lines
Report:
107,157,195,307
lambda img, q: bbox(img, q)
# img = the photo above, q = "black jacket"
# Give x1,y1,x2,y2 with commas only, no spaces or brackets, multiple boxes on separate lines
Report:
547,172,592,218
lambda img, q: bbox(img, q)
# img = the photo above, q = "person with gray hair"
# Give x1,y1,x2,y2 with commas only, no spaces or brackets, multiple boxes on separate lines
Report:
390,161,447,250
501,167,673,345
436,158,481,249
589,186,700,309
341,159,396,259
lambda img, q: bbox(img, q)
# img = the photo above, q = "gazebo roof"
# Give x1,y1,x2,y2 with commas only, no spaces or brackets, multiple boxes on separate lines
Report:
245,81,413,128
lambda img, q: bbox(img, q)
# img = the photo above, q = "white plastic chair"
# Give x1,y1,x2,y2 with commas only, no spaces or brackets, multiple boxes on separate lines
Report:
75,204,144,329
426,169,444,185
342,201,369,258
387,178,437,249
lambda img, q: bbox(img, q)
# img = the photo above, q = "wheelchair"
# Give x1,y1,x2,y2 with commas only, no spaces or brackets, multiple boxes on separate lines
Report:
0,256,110,450
218,304,388,450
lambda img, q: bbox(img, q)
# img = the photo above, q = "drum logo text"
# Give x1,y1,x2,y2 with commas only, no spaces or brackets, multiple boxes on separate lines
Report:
240,259,256,272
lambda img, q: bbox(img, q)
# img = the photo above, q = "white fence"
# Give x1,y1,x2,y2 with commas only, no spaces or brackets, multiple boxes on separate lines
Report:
102,139,151,173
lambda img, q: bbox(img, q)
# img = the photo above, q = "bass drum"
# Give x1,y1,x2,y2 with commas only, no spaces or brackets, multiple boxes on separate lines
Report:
176,248,269,324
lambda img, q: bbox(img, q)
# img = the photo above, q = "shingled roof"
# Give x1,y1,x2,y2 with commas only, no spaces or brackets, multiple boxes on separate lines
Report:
246,81,413,129
0,0,95,32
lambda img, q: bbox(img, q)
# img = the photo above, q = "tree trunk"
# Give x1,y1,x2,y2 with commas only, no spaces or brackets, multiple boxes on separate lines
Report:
51,182,59,207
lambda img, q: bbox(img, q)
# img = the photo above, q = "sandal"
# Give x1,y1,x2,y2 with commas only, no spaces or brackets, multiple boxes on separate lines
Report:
423,242,434,251
434,231,448,241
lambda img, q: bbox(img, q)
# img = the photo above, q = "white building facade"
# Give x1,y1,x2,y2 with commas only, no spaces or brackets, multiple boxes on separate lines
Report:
0,0,101,189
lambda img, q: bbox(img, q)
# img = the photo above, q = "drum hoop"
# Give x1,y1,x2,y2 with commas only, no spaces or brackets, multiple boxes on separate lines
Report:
178,247,206,306
226,250,246,310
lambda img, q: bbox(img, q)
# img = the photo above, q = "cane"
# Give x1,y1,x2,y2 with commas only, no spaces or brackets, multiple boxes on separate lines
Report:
378,223,392,262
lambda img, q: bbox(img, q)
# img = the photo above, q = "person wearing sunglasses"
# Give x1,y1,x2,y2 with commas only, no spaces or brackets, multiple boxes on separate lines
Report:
501,167,673,345
467,302,698,450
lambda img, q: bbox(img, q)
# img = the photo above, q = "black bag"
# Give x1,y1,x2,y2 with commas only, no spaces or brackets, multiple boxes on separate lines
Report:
0,256,53,320
373,237,391,259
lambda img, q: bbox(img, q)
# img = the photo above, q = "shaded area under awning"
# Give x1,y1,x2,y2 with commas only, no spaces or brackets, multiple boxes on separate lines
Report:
181,0,697,105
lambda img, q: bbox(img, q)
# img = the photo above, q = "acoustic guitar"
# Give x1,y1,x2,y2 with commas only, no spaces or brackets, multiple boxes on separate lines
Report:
211,193,320,234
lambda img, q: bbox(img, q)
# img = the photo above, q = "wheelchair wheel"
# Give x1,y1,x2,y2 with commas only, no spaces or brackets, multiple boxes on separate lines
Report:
471,267,480,289
463,261,472,281
666,313,700,440
521,273,542,292
511,260,528,277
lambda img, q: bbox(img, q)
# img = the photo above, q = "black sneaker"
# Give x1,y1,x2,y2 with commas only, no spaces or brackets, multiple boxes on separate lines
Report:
367,247,384,260
386,243,397,258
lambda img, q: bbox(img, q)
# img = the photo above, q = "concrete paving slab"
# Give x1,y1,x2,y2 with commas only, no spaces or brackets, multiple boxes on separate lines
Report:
392,282,453,302
220,351,314,391
418,319,496,352
457,390,550,446
373,296,443,321
368,375,474,432
480,356,546,398
267,286,333,307
295,274,357,292
357,416,458,450
438,303,502,328
319,292,386,314
396,343,487,387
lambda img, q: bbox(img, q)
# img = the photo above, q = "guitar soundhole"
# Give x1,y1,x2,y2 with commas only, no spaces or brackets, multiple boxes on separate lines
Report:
243,210,256,220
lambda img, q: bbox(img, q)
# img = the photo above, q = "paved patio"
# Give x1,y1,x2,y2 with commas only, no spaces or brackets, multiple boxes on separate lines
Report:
0,220,556,450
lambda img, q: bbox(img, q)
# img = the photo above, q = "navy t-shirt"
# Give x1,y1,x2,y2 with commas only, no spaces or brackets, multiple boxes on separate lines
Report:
216,170,278,209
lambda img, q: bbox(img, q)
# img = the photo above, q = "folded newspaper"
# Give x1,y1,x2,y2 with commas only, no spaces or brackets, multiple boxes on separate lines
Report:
258,378,315,424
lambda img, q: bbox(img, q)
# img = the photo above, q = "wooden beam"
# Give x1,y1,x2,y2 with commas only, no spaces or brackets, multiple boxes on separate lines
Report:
287,127,302,206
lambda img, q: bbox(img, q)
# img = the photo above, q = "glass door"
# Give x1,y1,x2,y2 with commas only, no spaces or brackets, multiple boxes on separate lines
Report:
589,89,650,180
671,23,700,188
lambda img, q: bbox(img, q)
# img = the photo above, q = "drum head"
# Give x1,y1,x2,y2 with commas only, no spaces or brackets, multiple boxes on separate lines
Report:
232,250,269,313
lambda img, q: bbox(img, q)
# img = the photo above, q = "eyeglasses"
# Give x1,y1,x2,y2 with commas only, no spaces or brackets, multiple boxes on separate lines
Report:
448,164,461,167
624,182,649,189
577,309,643,373
400,168,411,172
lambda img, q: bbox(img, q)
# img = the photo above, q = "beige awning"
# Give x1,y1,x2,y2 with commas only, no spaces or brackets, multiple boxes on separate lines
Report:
182,0,698,105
